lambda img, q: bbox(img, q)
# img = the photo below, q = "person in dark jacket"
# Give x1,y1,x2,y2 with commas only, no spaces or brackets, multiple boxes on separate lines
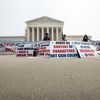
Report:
61,34,67,41
43,33,50,41
82,34,89,42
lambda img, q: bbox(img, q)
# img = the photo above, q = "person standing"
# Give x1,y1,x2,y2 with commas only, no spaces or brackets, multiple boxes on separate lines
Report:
82,34,90,42
43,33,51,41
61,34,67,41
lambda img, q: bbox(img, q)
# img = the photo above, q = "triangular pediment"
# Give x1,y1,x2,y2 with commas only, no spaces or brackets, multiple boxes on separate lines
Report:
26,16,64,23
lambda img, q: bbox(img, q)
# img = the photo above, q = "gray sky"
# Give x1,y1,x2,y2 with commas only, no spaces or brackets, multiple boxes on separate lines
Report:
0,0,100,40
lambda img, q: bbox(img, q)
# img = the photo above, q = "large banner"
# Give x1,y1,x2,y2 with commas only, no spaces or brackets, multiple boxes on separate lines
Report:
38,41,50,57
0,42,18,53
50,41,78,58
73,41,99,58
38,41,78,58
16,41,100,58
16,48,33,57
16,43,34,57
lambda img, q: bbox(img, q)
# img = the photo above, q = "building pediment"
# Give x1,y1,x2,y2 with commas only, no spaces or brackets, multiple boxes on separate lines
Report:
26,16,64,24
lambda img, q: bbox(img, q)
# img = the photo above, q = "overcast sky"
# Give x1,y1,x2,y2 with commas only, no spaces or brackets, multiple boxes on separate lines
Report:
0,0,100,40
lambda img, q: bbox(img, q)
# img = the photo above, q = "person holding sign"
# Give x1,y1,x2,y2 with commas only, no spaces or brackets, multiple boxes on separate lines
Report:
43,33,51,41
61,34,67,41
82,34,92,42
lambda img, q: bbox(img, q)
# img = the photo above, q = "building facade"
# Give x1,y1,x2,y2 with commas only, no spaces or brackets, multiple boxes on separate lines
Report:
26,16,64,42
0,35,92,42
66,35,92,41
0,36,26,41
0,16,92,42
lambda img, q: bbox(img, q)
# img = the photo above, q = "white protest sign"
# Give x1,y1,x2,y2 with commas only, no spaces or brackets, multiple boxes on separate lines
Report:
16,48,33,57
38,41,50,57
73,41,99,58
50,41,78,58
16,43,34,57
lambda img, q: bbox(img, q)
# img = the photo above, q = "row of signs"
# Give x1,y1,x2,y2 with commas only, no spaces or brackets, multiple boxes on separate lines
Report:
73,42,99,58
1,41,99,58
49,41,78,58
16,41,99,58
38,41,99,58
16,48,34,57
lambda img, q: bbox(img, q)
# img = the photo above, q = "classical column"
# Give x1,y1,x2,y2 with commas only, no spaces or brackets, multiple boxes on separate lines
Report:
51,27,54,41
37,27,39,41
32,27,34,42
61,27,63,36
58,27,63,40
56,27,59,41
27,27,30,41
47,27,49,33
42,27,44,40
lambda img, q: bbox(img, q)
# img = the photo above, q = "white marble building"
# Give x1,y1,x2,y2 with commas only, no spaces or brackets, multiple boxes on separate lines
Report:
25,16,64,42
0,36,26,41
0,16,92,42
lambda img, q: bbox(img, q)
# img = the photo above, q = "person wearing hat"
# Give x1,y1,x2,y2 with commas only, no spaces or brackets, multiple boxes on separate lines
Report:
43,33,51,41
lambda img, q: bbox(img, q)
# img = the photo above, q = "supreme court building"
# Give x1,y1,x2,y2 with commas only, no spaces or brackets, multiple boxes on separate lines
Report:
0,16,92,42
26,16,64,42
